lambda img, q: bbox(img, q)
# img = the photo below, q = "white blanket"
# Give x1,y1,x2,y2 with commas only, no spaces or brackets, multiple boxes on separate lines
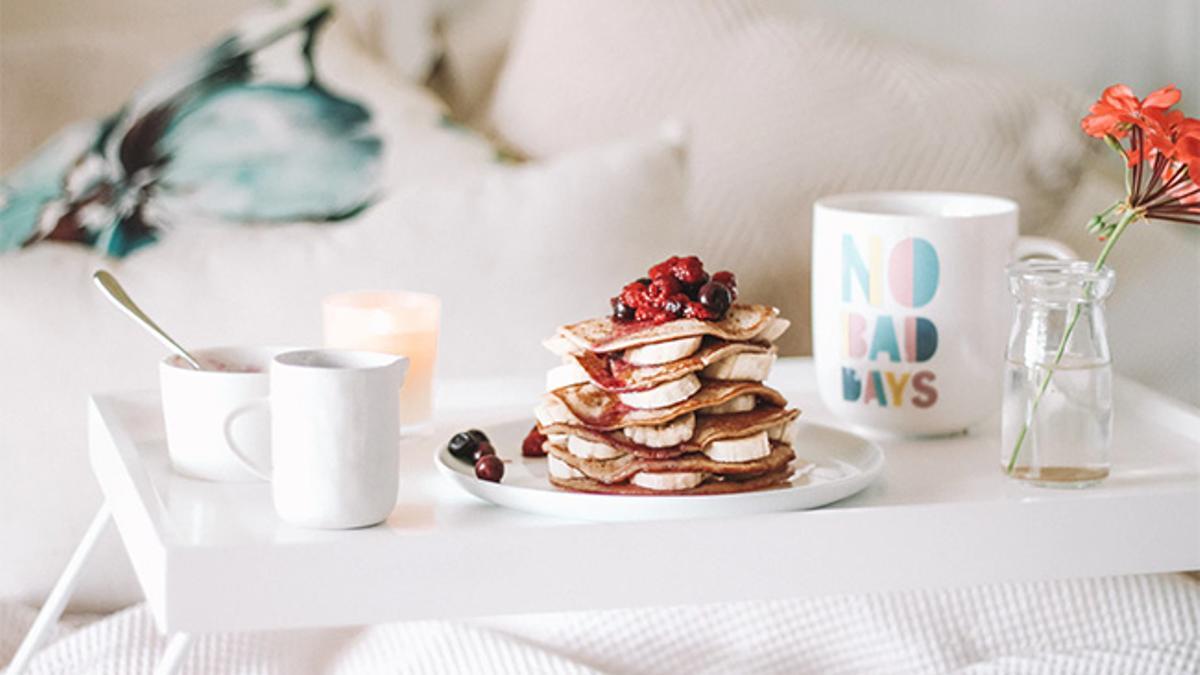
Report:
3,573,1197,674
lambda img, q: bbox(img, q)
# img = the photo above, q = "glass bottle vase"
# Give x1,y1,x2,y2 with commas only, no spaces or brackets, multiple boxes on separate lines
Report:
1001,260,1115,487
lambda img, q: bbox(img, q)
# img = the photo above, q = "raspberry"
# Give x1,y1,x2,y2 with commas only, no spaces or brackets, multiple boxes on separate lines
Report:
684,301,714,320
671,256,707,286
646,275,682,303
647,256,679,280
635,305,675,323
620,280,650,308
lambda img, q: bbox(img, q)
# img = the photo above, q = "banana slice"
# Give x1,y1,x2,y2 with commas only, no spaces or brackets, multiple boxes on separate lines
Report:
623,336,703,366
533,401,566,427
617,374,701,409
702,393,757,415
704,431,771,463
567,435,626,459
543,334,579,357
546,362,589,391
702,351,776,381
755,317,791,343
767,418,799,445
630,471,707,491
623,413,696,447
548,455,585,479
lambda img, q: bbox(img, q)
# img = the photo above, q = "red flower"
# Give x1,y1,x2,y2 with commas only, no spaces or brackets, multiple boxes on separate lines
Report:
1080,84,1199,229
1081,84,1181,140
1177,118,1200,183
1142,107,1186,157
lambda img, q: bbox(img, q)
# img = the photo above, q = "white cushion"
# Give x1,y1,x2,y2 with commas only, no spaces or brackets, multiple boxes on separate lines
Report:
485,0,1093,358
0,126,686,611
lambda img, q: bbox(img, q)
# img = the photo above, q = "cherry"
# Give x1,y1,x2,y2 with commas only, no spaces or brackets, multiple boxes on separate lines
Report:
683,271,710,298
611,296,636,321
698,281,732,318
448,429,489,462
475,454,504,482
473,441,496,462
712,271,738,300
522,426,548,457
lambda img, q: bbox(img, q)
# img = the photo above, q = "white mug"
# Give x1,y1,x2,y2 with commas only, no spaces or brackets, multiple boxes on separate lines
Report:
225,349,409,529
160,346,294,482
811,192,1074,437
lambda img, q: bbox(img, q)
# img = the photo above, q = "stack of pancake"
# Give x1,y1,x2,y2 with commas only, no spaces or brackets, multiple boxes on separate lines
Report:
535,305,804,495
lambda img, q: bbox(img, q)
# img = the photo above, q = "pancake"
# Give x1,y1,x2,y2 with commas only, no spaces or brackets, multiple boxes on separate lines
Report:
537,379,789,430
548,465,797,496
546,440,796,484
570,338,775,392
540,406,800,459
554,304,786,354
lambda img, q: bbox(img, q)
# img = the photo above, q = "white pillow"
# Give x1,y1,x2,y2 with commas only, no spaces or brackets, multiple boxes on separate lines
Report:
0,128,687,613
485,0,1092,357
428,0,525,121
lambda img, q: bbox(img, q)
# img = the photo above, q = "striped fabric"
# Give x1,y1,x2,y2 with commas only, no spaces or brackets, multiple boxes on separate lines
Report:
485,0,1092,357
3,574,1198,673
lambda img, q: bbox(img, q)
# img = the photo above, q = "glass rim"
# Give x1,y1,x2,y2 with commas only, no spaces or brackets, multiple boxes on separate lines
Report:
323,290,442,312
1006,259,1114,285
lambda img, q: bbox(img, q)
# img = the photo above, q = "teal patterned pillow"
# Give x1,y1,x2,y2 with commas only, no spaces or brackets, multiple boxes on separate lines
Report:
0,5,381,257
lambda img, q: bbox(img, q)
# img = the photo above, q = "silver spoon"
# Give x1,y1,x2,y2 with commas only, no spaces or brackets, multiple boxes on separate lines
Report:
92,270,204,370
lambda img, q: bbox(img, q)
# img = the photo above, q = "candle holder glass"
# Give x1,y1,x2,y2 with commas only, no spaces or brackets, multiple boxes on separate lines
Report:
323,291,441,430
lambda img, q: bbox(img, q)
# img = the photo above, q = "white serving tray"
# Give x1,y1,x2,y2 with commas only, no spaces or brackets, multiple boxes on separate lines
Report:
87,359,1200,635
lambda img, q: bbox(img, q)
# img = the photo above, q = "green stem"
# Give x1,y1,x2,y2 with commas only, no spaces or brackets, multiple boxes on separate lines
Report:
1004,211,1136,474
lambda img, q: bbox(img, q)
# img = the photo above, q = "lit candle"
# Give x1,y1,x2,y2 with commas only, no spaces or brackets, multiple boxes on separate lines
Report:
322,291,440,430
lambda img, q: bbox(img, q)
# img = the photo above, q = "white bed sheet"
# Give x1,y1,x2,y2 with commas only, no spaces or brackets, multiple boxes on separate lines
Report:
2,573,1197,674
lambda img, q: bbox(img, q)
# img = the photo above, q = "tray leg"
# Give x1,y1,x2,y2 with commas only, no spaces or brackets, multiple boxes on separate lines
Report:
153,633,193,675
7,503,112,674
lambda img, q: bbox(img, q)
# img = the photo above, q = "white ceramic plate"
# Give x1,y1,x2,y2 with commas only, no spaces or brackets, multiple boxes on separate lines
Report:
435,417,884,521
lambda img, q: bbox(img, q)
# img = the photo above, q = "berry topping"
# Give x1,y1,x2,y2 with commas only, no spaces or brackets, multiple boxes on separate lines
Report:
683,300,714,320
649,255,706,285
698,281,732,318
712,271,738,300
522,426,548,457
635,305,677,323
610,256,739,324
646,275,682,302
475,454,504,482
611,296,636,321
448,429,490,463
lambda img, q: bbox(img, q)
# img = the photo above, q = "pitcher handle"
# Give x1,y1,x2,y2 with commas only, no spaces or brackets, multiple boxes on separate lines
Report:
222,399,273,481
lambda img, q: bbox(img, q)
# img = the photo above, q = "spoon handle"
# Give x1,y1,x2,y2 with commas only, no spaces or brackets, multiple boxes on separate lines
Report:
92,270,203,370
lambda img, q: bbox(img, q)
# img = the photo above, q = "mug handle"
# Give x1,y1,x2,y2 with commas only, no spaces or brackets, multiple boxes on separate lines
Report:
1013,236,1076,261
222,399,273,481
